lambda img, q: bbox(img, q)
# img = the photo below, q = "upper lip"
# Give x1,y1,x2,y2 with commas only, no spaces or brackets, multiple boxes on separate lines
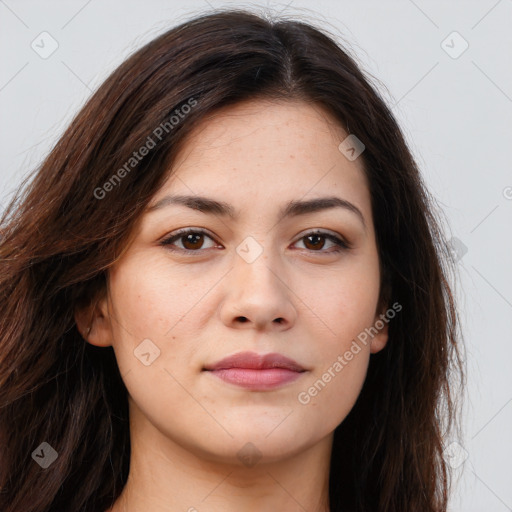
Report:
203,351,305,372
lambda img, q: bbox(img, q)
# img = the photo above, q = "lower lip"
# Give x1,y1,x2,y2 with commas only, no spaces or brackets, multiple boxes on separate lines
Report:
206,368,304,390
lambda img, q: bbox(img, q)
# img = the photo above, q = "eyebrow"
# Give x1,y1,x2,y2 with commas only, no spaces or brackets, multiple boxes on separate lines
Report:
146,194,366,230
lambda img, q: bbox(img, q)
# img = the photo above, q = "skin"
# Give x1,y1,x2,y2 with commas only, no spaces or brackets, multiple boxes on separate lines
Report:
75,99,389,512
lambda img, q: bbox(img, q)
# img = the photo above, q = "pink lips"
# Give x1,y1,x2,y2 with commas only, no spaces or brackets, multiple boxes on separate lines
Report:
203,351,306,390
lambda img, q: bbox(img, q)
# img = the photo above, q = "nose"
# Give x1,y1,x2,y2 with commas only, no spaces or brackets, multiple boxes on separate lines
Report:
219,248,297,331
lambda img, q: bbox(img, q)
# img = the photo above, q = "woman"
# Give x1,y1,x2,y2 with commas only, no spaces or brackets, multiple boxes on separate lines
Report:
0,8,465,512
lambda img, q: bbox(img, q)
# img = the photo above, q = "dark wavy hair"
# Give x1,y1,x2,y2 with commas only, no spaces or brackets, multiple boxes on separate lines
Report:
0,8,464,512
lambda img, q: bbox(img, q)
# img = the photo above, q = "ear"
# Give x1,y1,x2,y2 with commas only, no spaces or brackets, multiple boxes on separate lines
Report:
370,306,389,354
74,292,113,348
371,268,392,354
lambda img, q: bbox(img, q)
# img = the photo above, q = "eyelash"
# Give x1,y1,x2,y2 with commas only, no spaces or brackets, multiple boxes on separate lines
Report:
160,228,351,255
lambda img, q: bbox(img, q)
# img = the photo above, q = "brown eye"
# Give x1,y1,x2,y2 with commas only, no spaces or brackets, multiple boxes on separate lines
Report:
303,233,327,250
294,231,350,253
160,229,218,253
181,232,205,250
161,228,350,255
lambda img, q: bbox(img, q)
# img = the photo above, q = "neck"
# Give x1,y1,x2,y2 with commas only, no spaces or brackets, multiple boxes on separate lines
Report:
107,399,332,512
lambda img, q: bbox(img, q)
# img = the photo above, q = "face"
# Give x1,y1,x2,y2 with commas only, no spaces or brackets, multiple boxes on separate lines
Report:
77,99,388,466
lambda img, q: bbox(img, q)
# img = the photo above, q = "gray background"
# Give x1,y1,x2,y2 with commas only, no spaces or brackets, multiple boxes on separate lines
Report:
1,1,511,510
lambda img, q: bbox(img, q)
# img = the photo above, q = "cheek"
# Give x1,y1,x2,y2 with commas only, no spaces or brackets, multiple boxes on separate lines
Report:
296,284,375,429
105,266,205,429
304,349,370,433
108,257,202,338
307,258,381,346
293,257,379,419
106,257,220,379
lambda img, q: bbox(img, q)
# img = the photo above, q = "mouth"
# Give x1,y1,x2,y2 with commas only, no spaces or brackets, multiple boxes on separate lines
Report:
202,351,306,390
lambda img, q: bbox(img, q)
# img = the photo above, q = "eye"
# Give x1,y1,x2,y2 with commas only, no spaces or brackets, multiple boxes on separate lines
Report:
160,228,350,255
160,228,219,253
292,230,350,254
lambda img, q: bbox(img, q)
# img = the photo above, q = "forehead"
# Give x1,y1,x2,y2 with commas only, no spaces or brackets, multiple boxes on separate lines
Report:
174,99,350,164
150,99,372,225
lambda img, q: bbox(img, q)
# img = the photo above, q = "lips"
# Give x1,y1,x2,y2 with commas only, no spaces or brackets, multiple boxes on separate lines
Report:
203,351,305,372
203,351,306,390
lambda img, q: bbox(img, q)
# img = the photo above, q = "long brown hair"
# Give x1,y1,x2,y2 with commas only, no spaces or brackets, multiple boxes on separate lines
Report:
0,8,464,512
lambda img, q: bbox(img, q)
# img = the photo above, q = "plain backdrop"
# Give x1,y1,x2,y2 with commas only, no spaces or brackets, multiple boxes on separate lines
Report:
1,1,511,510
